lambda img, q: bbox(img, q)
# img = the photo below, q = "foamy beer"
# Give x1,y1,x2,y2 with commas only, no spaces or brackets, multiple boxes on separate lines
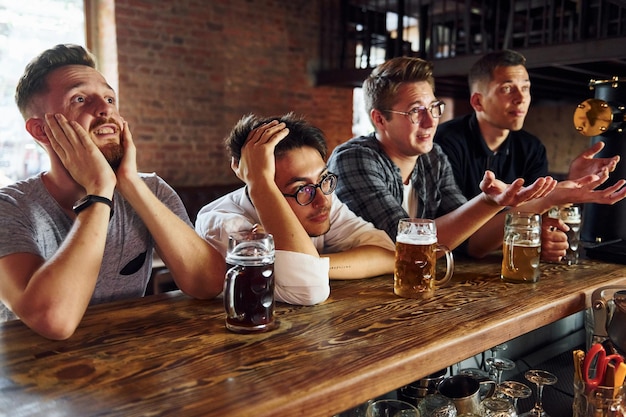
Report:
394,218,454,299
501,212,542,283
559,205,582,265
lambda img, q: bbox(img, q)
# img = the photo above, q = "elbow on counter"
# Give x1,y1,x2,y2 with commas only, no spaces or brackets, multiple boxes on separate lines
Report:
20,307,81,341
274,282,330,306
273,250,331,306
175,273,224,301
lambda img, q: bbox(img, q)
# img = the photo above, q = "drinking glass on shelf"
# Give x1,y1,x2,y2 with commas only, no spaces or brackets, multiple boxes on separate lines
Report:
486,343,509,374
486,357,516,385
519,370,558,417
491,344,509,358
456,367,494,399
481,397,518,417
417,393,457,417
497,380,532,414
366,399,419,417
459,367,490,379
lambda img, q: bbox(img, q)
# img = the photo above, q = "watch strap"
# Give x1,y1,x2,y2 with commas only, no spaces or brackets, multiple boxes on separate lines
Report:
73,195,114,219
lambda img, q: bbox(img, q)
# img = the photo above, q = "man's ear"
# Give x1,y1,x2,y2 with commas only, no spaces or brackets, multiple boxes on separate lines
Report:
370,108,386,129
469,92,483,113
230,157,243,180
25,117,50,145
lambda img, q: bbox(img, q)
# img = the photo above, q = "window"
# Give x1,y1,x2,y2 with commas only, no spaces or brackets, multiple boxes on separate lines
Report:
351,12,418,137
0,0,85,186
353,88,374,137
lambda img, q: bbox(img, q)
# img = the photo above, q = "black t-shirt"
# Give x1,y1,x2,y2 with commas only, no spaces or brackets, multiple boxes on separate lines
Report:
434,113,549,199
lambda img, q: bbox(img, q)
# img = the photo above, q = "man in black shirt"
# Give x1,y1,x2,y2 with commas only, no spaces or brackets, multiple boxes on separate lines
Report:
435,49,626,261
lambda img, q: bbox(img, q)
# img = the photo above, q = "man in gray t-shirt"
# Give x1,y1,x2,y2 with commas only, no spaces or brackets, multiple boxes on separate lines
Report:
0,44,223,340
0,173,186,322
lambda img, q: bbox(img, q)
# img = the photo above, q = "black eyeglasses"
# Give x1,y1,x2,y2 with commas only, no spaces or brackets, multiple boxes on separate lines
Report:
282,173,338,206
383,100,445,125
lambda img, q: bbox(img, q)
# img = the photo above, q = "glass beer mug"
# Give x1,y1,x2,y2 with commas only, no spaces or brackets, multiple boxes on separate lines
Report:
501,212,541,283
394,218,454,299
224,232,276,333
559,205,582,265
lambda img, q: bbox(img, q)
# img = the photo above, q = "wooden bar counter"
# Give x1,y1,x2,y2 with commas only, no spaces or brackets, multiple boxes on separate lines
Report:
1,257,626,417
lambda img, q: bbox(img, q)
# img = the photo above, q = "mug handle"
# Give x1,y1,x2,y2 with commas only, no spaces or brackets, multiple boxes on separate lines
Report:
224,266,244,321
433,244,454,287
506,232,520,272
478,378,497,400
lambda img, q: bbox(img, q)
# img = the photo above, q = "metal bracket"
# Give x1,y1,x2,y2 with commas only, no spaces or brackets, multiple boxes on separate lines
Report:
590,285,626,344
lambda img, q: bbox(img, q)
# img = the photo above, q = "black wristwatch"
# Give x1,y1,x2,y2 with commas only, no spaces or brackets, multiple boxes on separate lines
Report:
72,195,114,219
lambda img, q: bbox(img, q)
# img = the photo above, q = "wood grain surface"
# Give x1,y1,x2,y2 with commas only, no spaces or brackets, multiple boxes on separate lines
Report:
1,256,625,417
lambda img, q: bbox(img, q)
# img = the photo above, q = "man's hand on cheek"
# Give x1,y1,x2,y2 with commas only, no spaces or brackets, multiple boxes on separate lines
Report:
44,113,116,194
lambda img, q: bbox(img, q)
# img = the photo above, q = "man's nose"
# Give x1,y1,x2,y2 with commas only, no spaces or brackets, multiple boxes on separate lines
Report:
419,110,436,128
93,97,114,117
512,88,528,103
311,188,330,208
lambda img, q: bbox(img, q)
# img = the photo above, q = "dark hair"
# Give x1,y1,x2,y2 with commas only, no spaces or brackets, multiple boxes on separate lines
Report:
225,112,328,161
15,44,97,118
468,49,526,93
363,57,435,117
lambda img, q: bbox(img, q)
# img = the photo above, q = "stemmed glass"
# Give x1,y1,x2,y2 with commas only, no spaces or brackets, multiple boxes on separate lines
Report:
486,344,512,379
486,356,516,385
481,397,518,417
497,380,533,413
519,370,558,417
458,367,490,379
491,343,509,358
486,352,523,414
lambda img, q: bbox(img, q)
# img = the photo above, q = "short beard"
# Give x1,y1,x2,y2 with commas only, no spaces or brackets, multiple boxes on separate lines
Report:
91,117,124,170
100,142,124,170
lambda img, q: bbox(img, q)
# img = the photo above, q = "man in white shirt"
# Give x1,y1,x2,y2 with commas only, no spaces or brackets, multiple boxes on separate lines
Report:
195,113,397,305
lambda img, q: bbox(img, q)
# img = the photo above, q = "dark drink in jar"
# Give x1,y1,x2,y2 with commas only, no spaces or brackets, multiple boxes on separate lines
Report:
224,233,276,333
225,260,274,332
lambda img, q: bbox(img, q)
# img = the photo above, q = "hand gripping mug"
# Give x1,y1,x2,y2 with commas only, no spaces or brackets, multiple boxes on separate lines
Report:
394,218,454,299
501,212,541,283
224,232,276,333
547,205,582,265
559,205,582,265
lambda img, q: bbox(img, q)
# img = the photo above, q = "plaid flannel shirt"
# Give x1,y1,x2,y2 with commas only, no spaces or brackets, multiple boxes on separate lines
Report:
327,134,467,240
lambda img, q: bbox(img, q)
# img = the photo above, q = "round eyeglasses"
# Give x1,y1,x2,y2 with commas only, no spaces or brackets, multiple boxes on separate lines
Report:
282,173,338,206
383,100,445,125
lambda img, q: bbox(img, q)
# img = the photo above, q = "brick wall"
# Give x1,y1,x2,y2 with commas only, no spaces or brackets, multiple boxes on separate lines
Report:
524,102,591,175
114,0,353,187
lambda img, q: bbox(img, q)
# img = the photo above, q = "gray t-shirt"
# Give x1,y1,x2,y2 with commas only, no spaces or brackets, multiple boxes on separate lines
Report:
0,173,190,322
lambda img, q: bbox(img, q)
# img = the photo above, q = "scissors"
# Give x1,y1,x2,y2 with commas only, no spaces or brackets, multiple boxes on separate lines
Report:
583,343,624,391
